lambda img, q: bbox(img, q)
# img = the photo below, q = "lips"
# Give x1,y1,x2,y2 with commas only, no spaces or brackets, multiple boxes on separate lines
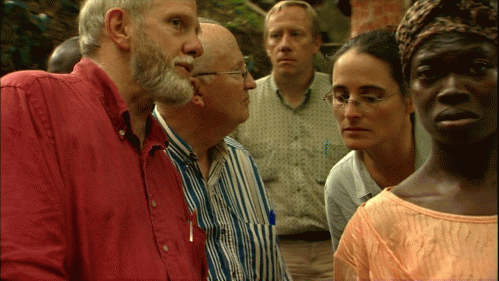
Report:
343,127,369,132
175,63,193,73
435,109,479,122
277,57,295,63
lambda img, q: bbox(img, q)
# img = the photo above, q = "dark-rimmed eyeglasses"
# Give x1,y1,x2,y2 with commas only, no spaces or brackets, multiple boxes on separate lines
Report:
322,91,397,113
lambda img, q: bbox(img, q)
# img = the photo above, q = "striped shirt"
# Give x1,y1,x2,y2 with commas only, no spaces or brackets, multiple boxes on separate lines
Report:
154,109,291,281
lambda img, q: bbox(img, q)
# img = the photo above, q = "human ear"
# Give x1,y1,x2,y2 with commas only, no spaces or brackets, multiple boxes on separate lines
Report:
312,34,323,55
265,41,272,58
190,78,205,107
105,8,132,51
404,96,415,114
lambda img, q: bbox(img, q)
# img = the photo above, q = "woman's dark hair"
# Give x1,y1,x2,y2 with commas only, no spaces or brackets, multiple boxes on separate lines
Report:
328,28,407,97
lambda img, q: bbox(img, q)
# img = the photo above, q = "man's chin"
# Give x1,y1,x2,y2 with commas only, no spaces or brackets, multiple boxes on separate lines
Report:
274,66,299,77
156,93,192,106
157,85,193,106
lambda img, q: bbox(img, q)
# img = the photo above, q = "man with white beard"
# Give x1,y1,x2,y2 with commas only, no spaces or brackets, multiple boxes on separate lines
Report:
1,0,207,280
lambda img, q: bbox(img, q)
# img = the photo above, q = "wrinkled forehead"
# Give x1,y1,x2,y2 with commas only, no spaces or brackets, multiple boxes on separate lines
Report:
413,32,497,63
265,6,312,32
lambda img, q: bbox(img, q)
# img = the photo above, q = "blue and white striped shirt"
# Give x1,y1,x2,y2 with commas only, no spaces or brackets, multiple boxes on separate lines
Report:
154,110,291,281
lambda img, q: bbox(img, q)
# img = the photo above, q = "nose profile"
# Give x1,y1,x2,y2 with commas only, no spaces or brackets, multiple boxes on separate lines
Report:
245,73,257,90
184,36,204,58
343,100,363,118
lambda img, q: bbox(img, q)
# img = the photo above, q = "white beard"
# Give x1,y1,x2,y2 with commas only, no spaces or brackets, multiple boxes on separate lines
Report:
131,31,194,106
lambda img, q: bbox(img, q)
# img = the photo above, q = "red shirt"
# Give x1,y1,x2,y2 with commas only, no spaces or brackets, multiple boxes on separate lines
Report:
1,59,208,280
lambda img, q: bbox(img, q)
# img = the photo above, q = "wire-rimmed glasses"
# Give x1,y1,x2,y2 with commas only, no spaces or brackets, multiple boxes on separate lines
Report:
192,69,249,80
322,90,397,113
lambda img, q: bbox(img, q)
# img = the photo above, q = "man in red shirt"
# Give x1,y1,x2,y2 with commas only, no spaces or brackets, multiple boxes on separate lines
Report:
1,0,207,280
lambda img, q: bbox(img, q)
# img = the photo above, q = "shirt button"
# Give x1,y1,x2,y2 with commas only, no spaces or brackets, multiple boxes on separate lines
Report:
119,129,125,136
151,200,157,207
163,245,168,252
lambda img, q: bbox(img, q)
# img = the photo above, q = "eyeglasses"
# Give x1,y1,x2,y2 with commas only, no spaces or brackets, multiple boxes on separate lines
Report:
322,91,397,113
192,69,249,80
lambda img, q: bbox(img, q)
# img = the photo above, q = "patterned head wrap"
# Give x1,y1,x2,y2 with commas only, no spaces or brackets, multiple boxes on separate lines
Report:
396,0,497,78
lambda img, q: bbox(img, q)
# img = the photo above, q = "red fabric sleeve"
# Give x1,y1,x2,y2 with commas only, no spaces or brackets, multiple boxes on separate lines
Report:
1,81,69,280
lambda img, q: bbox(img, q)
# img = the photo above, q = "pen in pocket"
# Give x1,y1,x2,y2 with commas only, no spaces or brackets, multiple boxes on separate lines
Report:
269,209,275,225
188,210,197,243
189,220,193,242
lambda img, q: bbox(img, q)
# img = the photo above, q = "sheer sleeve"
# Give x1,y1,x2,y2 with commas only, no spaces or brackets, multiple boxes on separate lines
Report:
333,255,359,280
333,205,371,280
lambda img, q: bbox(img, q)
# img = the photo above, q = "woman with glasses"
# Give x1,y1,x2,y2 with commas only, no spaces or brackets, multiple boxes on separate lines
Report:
323,29,431,254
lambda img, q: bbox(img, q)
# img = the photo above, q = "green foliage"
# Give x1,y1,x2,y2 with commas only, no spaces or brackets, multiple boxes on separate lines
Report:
2,1,51,75
1,0,336,79
190,0,272,78
1,0,80,76
198,0,265,33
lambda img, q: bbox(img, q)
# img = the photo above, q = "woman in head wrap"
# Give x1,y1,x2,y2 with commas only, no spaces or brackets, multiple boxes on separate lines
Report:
333,0,497,279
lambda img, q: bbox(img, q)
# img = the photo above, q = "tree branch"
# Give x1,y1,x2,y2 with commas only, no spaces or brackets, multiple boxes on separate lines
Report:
242,0,268,17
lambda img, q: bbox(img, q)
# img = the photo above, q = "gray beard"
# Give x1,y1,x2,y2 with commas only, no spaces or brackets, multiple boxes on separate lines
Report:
131,33,194,106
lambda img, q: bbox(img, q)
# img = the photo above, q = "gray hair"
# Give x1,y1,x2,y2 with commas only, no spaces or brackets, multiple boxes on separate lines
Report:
264,0,320,40
78,0,153,57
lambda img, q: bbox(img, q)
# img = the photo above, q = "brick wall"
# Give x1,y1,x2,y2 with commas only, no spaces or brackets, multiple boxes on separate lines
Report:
349,0,411,37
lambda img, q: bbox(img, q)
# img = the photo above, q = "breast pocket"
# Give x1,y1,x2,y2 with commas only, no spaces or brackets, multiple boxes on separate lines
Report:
308,140,350,185
245,141,279,183
167,214,208,280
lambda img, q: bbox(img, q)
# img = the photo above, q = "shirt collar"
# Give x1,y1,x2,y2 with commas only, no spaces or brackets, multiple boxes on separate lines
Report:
270,72,317,110
73,58,168,149
352,150,380,200
153,107,194,161
74,58,128,136
152,107,230,165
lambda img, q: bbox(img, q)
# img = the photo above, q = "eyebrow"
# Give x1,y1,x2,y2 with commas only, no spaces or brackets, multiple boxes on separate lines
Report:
359,85,385,92
332,85,385,93
269,27,307,33
332,85,346,91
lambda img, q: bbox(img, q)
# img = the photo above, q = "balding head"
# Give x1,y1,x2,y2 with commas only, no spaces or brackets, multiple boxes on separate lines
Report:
47,36,82,73
193,23,241,78
156,20,255,144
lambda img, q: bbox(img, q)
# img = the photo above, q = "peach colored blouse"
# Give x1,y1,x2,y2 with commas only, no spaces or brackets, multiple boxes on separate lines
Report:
334,188,498,280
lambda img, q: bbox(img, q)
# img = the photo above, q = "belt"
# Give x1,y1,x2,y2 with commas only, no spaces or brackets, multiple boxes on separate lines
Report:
279,231,331,242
